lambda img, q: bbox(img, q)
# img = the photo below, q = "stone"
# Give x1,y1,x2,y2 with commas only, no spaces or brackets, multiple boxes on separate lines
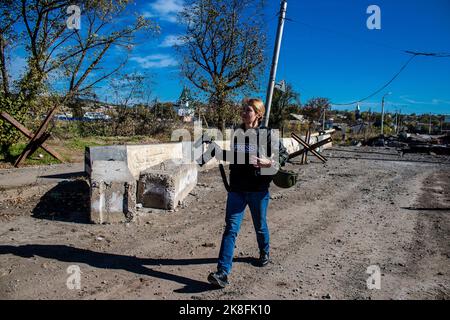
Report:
138,159,197,210
90,161,136,224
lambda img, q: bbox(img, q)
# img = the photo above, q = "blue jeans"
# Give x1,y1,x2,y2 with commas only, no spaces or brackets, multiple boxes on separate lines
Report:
217,190,270,275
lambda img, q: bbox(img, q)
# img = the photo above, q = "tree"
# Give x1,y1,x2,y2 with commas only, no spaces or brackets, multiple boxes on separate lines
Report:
178,0,266,129
1,0,158,150
269,83,300,129
0,0,19,97
109,72,153,136
302,97,331,122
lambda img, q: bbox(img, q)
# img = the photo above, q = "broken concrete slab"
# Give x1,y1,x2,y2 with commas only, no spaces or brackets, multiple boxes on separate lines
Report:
85,143,184,179
85,145,127,177
137,160,198,210
90,161,136,224
126,143,183,178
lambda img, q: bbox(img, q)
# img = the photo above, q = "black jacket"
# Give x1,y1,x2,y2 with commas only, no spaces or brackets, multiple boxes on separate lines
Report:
227,125,289,192
198,125,289,192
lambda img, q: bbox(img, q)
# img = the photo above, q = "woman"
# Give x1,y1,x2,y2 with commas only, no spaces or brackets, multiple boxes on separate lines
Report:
207,98,289,288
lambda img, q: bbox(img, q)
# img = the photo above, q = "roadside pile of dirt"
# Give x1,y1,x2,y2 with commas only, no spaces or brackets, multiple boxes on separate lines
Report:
363,133,450,155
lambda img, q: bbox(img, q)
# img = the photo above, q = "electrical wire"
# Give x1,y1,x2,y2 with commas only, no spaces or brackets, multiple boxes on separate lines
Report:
332,54,417,106
277,16,450,106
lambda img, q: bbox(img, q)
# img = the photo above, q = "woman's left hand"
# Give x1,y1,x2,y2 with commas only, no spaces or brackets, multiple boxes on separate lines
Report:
250,155,273,168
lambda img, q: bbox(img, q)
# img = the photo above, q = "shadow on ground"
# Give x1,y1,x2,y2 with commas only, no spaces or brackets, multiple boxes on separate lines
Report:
0,244,257,294
38,172,87,180
32,180,90,223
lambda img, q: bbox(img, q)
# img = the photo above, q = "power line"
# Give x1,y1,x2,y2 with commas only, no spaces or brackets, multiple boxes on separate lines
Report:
332,54,417,106
404,50,450,58
278,17,450,106
285,17,450,57
331,51,450,106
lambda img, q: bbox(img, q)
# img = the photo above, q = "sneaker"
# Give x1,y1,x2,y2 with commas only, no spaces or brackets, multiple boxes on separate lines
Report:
258,252,270,267
207,270,229,288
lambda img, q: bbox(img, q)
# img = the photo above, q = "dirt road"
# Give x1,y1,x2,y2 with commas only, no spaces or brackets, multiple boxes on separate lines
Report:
0,146,449,300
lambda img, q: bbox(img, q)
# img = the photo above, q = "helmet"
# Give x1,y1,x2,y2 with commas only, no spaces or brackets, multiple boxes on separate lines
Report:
272,169,298,189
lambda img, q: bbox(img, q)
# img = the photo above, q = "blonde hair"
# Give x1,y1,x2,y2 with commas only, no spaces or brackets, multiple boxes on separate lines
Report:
242,97,265,120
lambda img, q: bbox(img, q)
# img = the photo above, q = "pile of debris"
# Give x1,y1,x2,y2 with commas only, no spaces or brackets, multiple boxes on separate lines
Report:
363,132,450,155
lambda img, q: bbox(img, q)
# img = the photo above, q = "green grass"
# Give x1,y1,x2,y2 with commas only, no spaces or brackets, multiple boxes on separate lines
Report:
65,137,104,151
0,135,162,166
0,142,61,165
64,135,153,151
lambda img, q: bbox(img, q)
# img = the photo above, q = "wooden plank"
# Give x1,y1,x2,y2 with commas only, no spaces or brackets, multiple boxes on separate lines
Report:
300,131,306,164
292,132,328,163
302,130,311,164
1,112,63,162
1,112,33,137
11,105,61,167
30,105,59,141
288,137,332,160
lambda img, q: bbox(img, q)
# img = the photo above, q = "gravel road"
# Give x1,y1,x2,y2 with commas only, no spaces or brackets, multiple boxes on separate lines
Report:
0,146,448,300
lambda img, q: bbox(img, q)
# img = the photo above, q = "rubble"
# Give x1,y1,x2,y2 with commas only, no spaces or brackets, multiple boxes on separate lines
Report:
364,133,450,155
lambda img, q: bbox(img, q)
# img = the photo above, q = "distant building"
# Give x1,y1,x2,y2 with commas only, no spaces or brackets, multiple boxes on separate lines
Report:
324,119,334,130
289,113,306,123
355,103,362,122
54,113,73,121
83,112,111,121
350,122,369,134
173,86,195,122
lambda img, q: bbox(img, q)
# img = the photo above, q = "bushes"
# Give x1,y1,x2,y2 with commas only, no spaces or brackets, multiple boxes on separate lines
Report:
50,105,177,140
0,94,28,154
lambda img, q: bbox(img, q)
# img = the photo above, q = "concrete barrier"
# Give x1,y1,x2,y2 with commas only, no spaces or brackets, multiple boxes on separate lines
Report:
90,161,136,224
85,143,183,179
137,159,197,210
86,131,333,223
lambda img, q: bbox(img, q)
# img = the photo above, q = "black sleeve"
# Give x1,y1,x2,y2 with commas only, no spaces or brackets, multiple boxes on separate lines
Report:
266,128,289,167
278,139,289,167
196,142,232,166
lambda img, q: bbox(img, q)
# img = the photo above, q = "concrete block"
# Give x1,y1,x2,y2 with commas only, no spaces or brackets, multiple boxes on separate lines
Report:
90,161,136,224
137,159,197,210
85,146,127,177
126,143,183,179
85,143,184,179
281,137,301,154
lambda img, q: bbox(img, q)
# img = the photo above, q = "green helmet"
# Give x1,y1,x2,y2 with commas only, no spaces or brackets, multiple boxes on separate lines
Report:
272,169,298,189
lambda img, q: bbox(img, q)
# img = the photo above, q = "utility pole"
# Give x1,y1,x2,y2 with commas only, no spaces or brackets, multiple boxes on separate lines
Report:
322,107,326,131
429,113,432,135
381,92,391,137
394,108,399,134
263,0,287,127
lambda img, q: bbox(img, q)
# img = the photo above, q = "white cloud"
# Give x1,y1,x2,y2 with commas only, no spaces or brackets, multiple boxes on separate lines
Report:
400,96,427,105
145,0,185,23
130,54,179,68
400,95,450,105
431,99,450,105
158,35,185,47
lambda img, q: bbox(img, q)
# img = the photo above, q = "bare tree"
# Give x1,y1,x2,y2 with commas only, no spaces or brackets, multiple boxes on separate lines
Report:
0,0,20,97
177,0,266,129
0,0,158,148
269,83,300,129
15,0,158,101
303,97,331,123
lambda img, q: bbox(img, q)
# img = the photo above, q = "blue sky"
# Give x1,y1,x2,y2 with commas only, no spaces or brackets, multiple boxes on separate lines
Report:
10,0,450,115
